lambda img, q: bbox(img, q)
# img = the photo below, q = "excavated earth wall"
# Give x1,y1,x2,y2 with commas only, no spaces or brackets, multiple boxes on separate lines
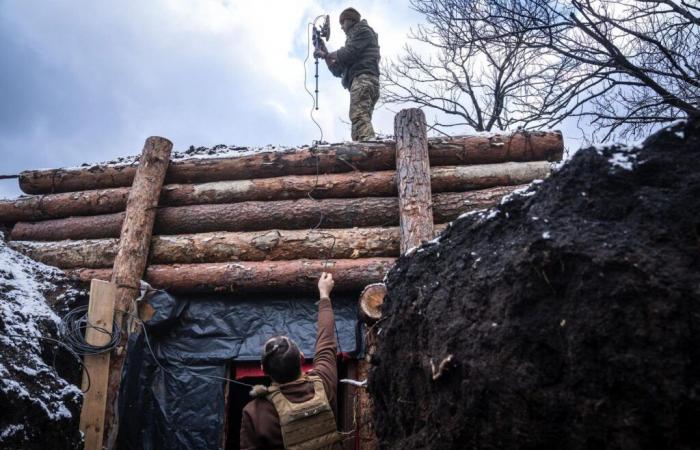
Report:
370,120,700,450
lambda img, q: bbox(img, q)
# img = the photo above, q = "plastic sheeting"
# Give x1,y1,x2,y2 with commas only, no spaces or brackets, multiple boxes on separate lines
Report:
117,289,361,450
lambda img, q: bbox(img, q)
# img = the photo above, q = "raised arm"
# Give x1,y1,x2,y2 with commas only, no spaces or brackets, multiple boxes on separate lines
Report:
313,272,338,399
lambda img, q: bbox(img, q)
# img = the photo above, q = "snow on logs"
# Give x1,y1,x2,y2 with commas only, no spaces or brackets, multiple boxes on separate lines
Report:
16,132,563,195
69,258,395,293
5,130,564,294
0,161,551,222
9,187,519,241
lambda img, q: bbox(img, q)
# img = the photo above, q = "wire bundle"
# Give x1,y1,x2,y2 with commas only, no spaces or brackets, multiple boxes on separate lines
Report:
59,304,121,355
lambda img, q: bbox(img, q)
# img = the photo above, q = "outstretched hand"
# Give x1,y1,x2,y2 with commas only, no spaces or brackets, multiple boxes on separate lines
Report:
318,272,334,299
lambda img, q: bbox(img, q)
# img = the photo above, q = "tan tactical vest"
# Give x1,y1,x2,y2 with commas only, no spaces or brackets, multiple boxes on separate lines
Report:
265,375,342,450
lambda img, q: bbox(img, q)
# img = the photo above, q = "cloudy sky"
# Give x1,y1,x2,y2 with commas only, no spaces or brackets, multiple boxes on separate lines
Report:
0,0,581,199
0,0,427,198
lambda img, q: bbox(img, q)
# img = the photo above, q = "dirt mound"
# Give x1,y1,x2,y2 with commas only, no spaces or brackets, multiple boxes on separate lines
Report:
370,120,700,450
0,234,87,449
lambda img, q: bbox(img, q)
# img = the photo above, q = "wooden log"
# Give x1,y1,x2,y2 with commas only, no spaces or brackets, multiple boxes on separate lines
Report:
395,108,434,253
18,132,563,194
104,136,172,449
9,187,517,241
1,161,550,222
79,280,117,450
358,283,387,324
10,225,450,269
69,258,395,293
0,187,131,222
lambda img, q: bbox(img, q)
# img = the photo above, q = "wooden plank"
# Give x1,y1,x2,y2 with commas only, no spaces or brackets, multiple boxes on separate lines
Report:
79,279,117,450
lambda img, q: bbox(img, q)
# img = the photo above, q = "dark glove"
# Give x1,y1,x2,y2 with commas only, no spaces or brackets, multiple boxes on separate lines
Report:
313,48,327,59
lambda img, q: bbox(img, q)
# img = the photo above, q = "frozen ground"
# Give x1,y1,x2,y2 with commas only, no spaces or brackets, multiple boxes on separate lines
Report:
0,232,87,449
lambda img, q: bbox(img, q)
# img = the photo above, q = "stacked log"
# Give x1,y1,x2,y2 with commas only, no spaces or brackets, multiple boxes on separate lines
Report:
69,259,395,293
0,161,550,222
4,131,563,293
9,225,450,269
17,132,562,194
9,188,518,241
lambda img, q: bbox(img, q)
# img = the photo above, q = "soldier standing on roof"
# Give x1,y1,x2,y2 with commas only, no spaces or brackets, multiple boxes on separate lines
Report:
314,7,381,142
240,272,341,449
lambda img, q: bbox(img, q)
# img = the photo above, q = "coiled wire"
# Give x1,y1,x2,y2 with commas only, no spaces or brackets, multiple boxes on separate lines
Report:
59,304,121,356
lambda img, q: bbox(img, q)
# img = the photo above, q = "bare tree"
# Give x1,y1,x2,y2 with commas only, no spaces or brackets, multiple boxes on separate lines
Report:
384,0,700,139
383,1,572,132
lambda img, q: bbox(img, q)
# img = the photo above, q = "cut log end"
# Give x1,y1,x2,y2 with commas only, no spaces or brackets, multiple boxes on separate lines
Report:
359,283,387,324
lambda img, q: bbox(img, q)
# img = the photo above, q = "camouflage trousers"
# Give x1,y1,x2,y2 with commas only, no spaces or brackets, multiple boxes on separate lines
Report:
349,74,380,141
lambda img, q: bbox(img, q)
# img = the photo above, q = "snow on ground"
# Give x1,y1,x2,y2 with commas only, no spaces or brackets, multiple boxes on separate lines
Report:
0,232,86,448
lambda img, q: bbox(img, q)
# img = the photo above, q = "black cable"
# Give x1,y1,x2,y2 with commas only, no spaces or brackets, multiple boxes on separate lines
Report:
59,305,121,356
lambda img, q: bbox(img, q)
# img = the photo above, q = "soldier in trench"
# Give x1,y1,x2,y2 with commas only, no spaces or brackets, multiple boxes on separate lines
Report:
315,7,381,141
240,272,342,449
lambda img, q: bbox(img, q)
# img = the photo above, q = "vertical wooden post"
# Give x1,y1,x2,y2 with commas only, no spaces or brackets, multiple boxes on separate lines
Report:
357,109,433,449
103,136,173,449
395,108,434,252
79,279,117,450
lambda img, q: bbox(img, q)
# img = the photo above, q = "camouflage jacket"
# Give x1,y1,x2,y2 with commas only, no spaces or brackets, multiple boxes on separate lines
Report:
328,19,380,89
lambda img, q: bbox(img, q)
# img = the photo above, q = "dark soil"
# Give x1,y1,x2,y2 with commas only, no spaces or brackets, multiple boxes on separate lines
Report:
0,233,87,450
370,119,700,450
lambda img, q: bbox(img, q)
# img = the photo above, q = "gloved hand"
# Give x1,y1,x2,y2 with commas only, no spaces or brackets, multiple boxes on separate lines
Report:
313,48,327,59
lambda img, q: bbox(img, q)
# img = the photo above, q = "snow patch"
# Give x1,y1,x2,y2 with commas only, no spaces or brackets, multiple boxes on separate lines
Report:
0,234,83,441
0,424,25,440
592,143,640,171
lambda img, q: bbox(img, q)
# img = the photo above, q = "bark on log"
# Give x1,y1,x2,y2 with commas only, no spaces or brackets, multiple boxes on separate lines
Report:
1,161,550,222
104,136,172,449
10,187,518,241
18,132,563,194
395,108,434,253
69,258,395,293
10,225,449,269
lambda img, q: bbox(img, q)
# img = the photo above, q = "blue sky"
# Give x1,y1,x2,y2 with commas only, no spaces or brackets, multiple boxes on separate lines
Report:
0,0,582,199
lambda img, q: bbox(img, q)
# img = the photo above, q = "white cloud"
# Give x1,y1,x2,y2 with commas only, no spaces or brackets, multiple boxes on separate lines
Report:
0,0,581,201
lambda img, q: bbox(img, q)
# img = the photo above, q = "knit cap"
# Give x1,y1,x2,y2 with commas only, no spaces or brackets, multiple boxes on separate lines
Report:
339,7,361,24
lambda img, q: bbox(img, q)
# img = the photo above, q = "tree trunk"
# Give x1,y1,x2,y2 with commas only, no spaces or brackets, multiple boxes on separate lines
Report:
0,187,130,222
18,132,563,194
69,258,395,293
395,108,434,253
10,187,519,241
104,136,172,449
10,225,447,268
1,161,550,222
